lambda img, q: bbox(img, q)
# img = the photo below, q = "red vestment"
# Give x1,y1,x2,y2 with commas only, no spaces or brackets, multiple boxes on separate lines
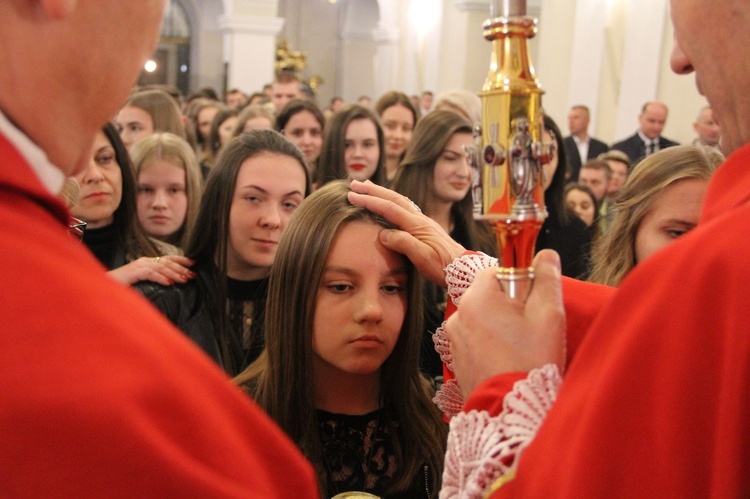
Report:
0,133,319,497
467,143,750,497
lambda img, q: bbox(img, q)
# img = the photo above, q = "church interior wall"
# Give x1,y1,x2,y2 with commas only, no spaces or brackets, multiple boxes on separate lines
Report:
179,0,706,145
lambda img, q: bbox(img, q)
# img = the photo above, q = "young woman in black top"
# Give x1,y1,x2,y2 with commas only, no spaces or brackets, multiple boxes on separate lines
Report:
236,182,447,498
140,130,311,374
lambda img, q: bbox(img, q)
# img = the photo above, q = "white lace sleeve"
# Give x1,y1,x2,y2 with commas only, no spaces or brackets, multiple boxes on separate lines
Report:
432,321,464,418
433,253,499,418
445,253,498,306
440,364,562,499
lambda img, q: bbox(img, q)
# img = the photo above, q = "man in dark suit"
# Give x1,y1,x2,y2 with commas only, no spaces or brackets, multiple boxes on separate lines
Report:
611,101,679,165
563,105,609,182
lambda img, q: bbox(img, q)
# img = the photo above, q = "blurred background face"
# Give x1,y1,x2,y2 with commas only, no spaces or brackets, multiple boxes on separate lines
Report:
344,119,380,182
694,108,721,146
72,132,123,229
565,188,596,226
198,106,220,141
226,92,247,109
357,96,372,108
567,108,590,136
116,106,154,150
218,116,238,146
331,98,344,112
634,178,707,263
638,104,667,140
380,104,414,160
137,159,188,240
606,160,629,196
432,132,472,204
271,81,301,111
579,168,609,201
243,116,274,132
283,110,323,164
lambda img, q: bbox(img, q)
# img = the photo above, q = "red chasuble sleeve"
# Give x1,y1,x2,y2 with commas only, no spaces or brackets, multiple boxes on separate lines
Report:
0,135,320,498
487,191,750,496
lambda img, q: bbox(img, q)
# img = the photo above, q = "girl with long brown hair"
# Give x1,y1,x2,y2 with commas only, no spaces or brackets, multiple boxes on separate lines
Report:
235,181,447,498
588,145,722,285
138,130,311,373
317,104,387,187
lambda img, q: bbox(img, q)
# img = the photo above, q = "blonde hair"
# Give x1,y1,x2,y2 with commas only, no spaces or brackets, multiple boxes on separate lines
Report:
589,145,723,286
233,103,276,136
130,133,203,249
434,88,482,124
124,89,186,139
597,149,631,170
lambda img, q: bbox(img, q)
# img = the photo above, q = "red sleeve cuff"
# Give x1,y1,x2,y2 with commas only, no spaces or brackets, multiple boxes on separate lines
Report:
463,372,529,416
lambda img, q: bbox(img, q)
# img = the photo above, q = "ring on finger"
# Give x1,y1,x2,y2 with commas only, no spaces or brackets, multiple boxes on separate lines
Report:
407,199,422,213
153,256,161,263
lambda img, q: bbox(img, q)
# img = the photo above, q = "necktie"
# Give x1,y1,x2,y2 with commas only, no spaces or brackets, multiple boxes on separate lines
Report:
645,140,656,156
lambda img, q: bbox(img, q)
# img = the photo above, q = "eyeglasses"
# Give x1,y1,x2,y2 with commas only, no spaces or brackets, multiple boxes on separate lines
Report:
68,216,87,241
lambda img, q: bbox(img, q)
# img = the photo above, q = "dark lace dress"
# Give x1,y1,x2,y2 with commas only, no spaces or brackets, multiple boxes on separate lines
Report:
317,408,434,499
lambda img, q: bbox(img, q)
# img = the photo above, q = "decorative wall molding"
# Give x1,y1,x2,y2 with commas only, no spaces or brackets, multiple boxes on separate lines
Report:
217,14,284,35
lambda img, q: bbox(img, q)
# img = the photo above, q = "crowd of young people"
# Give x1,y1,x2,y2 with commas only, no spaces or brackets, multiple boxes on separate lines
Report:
5,1,747,494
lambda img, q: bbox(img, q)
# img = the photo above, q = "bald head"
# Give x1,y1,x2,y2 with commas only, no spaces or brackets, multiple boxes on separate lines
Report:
0,0,167,175
638,101,668,140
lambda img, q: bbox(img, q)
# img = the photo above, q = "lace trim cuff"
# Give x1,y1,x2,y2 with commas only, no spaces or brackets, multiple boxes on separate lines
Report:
440,364,562,499
433,322,452,371
445,253,498,306
433,378,463,419
432,322,464,418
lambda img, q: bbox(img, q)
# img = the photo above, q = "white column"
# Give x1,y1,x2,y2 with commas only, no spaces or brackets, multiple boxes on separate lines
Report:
373,28,400,101
394,0,443,96
535,1,577,127
442,0,493,94
566,0,608,135
340,31,379,102
218,14,285,94
614,0,668,139
339,0,381,101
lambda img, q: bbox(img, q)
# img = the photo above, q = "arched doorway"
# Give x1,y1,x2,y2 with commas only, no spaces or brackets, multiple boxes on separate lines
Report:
138,0,192,95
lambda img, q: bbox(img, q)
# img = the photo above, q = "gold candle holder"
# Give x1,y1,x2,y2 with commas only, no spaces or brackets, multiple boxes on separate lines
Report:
467,0,552,301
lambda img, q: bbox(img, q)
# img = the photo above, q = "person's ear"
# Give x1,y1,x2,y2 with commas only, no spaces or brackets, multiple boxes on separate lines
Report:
38,0,78,20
